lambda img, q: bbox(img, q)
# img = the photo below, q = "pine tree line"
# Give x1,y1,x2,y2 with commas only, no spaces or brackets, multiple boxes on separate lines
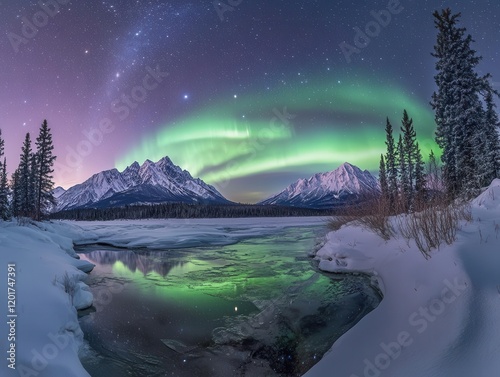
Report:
379,8,500,211
0,130,9,220
379,110,426,213
50,203,331,221
0,120,56,221
432,9,500,198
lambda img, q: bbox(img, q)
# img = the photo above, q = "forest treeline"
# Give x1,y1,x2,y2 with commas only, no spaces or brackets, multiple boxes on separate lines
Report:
49,202,332,221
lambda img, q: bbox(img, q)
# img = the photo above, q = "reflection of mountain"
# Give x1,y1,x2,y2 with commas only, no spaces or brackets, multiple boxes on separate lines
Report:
84,250,185,277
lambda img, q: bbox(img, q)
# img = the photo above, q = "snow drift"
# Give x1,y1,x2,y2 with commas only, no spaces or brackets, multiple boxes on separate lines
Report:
0,220,94,377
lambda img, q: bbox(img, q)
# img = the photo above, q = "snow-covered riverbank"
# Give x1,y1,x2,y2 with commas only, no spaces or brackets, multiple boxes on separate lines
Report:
305,179,500,377
0,220,94,377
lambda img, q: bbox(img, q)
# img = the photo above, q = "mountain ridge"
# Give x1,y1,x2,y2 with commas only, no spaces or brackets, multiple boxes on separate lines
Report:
258,162,379,209
54,157,231,211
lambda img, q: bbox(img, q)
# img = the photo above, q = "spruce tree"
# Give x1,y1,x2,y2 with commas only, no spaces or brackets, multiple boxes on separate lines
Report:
0,158,8,220
35,120,57,220
482,88,500,183
397,135,410,212
384,118,398,210
11,169,21,218
18,133,33,217
414,142,426,204
427,149,441,193
0,129,4,160
29,152,39,216
400,110,417,201
379,154,389,202
431,8,491,198
0,130,8,220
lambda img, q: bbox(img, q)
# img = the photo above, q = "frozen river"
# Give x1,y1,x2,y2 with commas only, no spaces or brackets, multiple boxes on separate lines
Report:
77,224,380,376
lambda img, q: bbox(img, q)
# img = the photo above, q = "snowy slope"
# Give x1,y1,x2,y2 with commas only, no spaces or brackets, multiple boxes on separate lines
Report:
0,220,94,377
259,162,379,209
304,179,500,377
55,157,230,211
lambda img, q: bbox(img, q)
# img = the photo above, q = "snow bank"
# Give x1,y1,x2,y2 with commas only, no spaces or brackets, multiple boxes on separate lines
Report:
0,220,93,377
305,180,500,377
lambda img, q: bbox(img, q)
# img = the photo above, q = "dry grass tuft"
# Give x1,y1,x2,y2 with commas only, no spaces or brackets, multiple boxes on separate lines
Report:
329,195,394,240
328,191,473,258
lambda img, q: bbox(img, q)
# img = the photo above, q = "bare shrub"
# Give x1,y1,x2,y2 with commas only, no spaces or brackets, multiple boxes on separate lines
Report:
328,185,473,259
398,200,472,258
329,194,394,240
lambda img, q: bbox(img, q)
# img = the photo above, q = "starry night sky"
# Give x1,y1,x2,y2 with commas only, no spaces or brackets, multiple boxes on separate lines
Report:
1,0,499,203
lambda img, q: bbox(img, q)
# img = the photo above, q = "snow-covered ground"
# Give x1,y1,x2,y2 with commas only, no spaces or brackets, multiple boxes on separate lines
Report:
0,220,94,377
305,179,500,377
2,177,500,377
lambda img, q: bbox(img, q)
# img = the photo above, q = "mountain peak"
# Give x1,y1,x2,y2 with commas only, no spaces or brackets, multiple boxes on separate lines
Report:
340,161,354,168
54,156,230,211
157,156,174,165
52,186,66,199
259,162,379,209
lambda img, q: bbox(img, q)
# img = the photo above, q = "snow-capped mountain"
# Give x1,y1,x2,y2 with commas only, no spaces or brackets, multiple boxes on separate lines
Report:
54,157,231,211
52,186,66,199
259,162,379,209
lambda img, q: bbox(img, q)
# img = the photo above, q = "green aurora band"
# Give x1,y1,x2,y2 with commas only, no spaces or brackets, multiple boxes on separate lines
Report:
116,79,438,192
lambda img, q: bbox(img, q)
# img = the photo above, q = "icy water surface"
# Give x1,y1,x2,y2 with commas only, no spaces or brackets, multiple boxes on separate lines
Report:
77,225,380,377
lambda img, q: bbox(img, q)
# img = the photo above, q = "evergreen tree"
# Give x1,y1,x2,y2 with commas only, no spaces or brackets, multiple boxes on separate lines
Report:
400,110,418,202
35,120,57,220
0,130,8,220
379,154,389,201
431,9,491,198
0,158,8,220
414,142,426,203
11,169,21,217
481,88,500,183
427,149,442,192
397,135,410,212
29,152,39,216
384,118,398,209
18,133,33,217
0,129,4,162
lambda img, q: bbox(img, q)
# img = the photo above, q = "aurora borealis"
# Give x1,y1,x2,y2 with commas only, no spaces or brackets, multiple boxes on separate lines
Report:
1,1,499,202
116,77,438,202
